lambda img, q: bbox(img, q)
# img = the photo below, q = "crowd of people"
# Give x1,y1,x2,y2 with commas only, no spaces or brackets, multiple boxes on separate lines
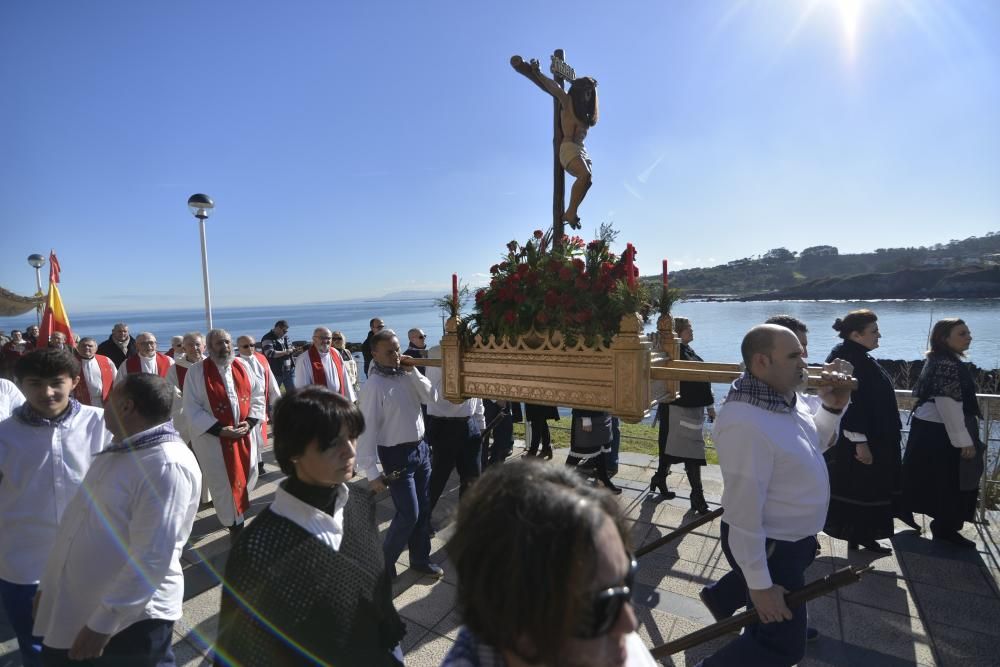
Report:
0,309,988,666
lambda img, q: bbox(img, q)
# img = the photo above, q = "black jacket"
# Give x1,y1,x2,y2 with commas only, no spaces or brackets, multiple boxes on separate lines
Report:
96,336,136,368
827,339,901,444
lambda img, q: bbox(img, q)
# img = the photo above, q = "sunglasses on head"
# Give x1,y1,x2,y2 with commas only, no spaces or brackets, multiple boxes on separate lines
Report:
573,555,637,639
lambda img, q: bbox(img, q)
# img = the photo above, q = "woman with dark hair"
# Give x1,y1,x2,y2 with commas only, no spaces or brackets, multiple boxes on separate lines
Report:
650,317,715,513
442,459,656,667
215,387,406,666
823,309,915,555
902,318,983,549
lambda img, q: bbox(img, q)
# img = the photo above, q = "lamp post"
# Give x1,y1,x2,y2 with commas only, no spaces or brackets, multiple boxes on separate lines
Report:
27,253,46,326
188,194,215,331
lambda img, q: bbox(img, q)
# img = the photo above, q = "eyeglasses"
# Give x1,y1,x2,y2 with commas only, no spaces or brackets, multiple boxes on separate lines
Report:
331,337,343,342
573,555,637,638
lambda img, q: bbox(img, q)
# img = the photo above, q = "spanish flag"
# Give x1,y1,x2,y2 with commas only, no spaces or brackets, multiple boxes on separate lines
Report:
38,251,74,348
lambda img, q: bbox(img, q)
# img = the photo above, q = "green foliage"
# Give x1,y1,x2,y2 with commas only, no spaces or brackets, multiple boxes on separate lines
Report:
466,228,652,346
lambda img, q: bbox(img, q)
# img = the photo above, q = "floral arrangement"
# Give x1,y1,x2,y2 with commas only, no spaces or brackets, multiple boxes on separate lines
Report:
463,226,652,346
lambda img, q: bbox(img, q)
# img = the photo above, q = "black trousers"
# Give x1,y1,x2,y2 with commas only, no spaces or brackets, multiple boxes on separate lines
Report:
42,619,175,667
426,415,482,508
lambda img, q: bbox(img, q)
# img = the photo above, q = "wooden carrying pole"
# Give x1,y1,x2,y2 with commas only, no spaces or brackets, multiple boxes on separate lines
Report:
635,508,724,558
649,565,875,658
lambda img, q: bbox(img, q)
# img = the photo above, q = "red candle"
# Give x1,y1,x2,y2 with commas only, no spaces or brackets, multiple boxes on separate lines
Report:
452,273,459,305
662,259,668,290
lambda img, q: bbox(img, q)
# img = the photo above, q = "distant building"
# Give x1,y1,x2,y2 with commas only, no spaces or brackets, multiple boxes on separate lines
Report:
800,245,838,257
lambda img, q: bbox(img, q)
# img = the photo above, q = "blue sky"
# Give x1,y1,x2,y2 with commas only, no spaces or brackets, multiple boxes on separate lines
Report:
1,0,998,313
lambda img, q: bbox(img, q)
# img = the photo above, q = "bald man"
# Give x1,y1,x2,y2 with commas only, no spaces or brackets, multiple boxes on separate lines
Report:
293,327,356,401
114,332,173,386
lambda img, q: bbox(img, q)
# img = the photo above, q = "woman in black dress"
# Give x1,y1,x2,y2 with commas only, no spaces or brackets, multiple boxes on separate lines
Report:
902,318,983,549
649,317,715,513
523,402,560,459
823,309,916,555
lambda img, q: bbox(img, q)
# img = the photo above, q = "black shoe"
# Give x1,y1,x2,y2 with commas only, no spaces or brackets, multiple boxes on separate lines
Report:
932,531,977,549
228,522,244,545
649,473,676,500
848,540,892,555
807,627,820,643
257,462,266,476
411,562,445,579
690,489,711,515
541,447,553,460
523,449,538,458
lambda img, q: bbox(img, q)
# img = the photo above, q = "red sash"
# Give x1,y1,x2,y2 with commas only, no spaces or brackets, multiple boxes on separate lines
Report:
253,351,273,444
73,354,115,406
308,346,347,396
175,364,188,393
203,358,253,516
125,352,171,378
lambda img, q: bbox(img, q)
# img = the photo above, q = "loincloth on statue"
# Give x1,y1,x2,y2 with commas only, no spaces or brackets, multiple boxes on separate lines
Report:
559,141,591,170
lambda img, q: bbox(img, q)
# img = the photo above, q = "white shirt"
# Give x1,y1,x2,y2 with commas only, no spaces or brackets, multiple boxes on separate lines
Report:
182,358,266,438
294,347,357,402
357,370,437,480
269,483,349,552
34,425,202,646
713,397,841,590
165,355,199,442
0,405,112,584
0,379,25,421
114,354,174,386
79,356,112,409
424,366,485,429
914,397,974,448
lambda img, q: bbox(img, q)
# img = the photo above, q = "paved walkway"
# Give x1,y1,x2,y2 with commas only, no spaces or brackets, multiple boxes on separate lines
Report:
3,443,999,666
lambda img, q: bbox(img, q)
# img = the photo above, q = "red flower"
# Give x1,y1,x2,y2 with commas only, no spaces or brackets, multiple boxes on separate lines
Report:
507,241,519,252
561,294,574,307
574,276,588,290
516,263,530,275
514,293,526,304
558,267,573,281
533,229,544,239
525,272,539,286
503,311,516,324
544,290,560,307
475,289,486,303
573,311,592,323
489,264,499,274
536,311,549,325
572,258,585,272
499,261,509,271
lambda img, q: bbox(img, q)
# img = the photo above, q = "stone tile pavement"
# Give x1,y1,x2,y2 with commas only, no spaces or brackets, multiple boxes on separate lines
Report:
4,442,999,666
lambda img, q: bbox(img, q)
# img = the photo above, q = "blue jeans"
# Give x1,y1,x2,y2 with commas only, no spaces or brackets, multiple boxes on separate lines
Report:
277,367,295,394
701,523,816,667
0,578,42,667
378,441,433,574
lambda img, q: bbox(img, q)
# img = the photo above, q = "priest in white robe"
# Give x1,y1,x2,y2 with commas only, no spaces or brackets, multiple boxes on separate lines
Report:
183,329,264,539
72,338,116,410
293,327,357,401
237,335,281,475
166,332,211,504
115,332,173,386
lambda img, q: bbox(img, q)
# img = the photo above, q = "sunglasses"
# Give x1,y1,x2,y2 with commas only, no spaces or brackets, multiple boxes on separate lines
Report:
331,337,343,341
574,555,637,638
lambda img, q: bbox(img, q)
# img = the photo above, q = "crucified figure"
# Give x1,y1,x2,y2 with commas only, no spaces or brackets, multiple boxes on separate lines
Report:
525,58,599,230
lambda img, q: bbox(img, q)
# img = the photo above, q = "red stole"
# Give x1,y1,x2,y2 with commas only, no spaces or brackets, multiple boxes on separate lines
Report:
125,352,171,378
73,354,114,406
175,364,188,393
253,351,273,444
203,358,253,516
308,346,347,396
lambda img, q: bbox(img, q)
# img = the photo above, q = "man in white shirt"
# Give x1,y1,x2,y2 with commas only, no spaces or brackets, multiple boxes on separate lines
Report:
358,329,441,579
424,347,485,507
183,329,265,540
114,332,174,386
72,337,116,410
34,373,201,665
696,325,851,667
0,377,24,421
0,349,111,667
237,334,281,475
294,327,356,401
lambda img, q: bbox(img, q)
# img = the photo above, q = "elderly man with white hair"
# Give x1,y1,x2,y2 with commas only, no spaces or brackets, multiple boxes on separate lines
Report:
183,329,265,539
114,332,173,386
237,334,281,476
72,337,116,409
293,326,356,401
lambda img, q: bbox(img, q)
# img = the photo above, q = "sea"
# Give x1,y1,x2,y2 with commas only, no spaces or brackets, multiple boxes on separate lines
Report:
5,297,998,369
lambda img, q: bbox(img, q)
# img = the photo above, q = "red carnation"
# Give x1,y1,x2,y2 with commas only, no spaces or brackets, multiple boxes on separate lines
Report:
558,267,573,281
573,311,592,323
572,258,585,272
503,311,516,324
507,241,519,252
575,276,588,290
490,264,499,274
499,261,509,271
536,311,549,325
475,289,486,303
514,293,526,304
561,294,574,307
516,263,530,275
544,290,560,307
533,229,544,239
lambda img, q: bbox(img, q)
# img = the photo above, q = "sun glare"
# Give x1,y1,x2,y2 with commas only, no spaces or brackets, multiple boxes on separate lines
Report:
782,0,878,64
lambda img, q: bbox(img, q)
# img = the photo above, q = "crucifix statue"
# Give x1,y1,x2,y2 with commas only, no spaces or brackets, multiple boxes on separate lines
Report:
511,50,599,241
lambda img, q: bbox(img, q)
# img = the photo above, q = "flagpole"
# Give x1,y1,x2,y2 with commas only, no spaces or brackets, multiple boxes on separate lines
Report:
188,194,215,332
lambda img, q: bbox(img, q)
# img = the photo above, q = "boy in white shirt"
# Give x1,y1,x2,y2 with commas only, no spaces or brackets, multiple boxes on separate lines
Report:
0,349,111,666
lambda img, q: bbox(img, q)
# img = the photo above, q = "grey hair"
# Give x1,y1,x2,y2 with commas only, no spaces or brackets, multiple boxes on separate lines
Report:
182,331,204,345
206,328,231,346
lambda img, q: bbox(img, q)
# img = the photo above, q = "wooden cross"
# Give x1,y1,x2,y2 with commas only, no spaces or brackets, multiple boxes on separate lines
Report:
511,49,577,245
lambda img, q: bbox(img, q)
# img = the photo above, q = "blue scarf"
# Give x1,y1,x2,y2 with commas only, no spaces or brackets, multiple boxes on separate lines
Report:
100,421,181,455
15,397,82,427
724,372,796,414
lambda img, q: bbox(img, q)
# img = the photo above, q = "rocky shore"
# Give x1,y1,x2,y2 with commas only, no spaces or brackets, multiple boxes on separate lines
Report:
743,267,1000,301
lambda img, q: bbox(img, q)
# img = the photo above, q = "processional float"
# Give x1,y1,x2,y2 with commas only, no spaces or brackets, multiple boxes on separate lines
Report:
421,50,867,652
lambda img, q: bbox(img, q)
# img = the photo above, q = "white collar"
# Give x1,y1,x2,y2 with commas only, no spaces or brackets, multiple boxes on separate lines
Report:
270,484,350,552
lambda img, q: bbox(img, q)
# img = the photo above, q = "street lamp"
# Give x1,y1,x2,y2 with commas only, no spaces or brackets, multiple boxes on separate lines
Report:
188,194,215,331
27,253,46,326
